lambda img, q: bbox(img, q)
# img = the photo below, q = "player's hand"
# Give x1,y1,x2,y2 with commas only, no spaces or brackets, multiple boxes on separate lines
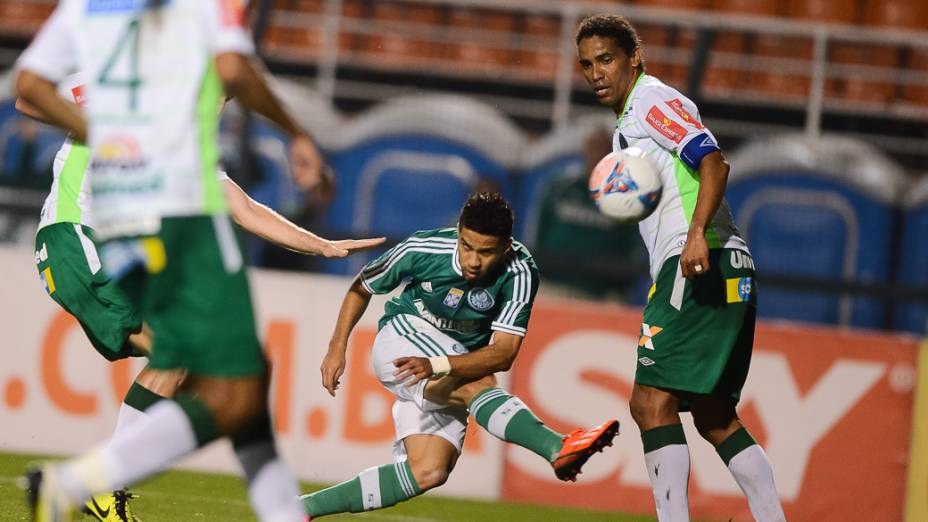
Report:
320,346,347,397
289,134,324,189
318,237,387,258
680,229,710,278
393,356,433,387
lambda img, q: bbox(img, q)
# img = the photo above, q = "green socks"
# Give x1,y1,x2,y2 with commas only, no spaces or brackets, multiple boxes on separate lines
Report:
469,387,564,462
716,427,757,466
123,381,165,411
301,461,421,516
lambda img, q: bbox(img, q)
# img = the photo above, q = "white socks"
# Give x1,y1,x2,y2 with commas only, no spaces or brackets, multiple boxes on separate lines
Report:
104,401,148,451
233,430,304,522
644,444,691,522
57,400,199,504
727,445,786,522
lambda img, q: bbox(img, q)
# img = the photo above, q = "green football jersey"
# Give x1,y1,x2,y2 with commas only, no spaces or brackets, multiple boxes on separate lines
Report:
360,228,539,351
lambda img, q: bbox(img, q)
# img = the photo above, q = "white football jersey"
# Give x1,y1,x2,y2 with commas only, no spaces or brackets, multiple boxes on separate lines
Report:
613,74,749,280
38,73,93,231
18,0,253,239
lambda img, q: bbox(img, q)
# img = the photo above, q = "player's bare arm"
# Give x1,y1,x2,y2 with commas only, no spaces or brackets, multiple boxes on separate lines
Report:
15,71,86,141
321,278,373,396
215,53,323,189
393,331,522,385
680,151,730,278
222,177,384,257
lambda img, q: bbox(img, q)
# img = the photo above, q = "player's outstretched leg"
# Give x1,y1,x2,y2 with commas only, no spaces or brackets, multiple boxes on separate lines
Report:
691,396,785,522
26,376,283,521
468,387,619,482
301,433,457,519
83,367,181,522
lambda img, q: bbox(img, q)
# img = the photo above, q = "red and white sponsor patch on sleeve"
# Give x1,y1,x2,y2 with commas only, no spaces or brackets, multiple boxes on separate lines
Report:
645,106,687,143
665,99,704,129
219,0,245,27
71,85,86,106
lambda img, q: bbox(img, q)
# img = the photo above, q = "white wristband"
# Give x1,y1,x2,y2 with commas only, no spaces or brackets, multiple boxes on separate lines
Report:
428,355,451,377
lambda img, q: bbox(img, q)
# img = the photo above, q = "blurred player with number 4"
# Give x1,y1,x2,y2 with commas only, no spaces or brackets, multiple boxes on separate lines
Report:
14,0,357,520
577,14,786,522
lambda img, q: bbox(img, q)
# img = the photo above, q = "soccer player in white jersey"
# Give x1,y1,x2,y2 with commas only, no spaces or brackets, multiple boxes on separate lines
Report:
15,1,331,520
576,15,786,522
16,72,384,521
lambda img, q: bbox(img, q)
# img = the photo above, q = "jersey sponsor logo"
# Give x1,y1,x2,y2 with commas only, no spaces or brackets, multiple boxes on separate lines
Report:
420,281,433,293
442,288,464,309
40,267,56,295
413,300,481,334
71,85,86,106
645,106,687,144
638,356,656,366
726,277,753,303
467,288,495,312
220,0,246,27
34,243,48,265
87,0,171,14
730,250,754,270
665,99,704,129
638,323,662,350
91,135,148,173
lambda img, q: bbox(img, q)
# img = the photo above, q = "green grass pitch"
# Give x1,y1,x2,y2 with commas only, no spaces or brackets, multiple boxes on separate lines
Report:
0,452,657,521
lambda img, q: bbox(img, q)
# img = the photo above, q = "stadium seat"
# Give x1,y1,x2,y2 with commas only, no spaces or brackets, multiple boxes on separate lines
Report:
318,95,523,275
635,23,697,89
726,135,906,329
516,14,561,83
826,43,899,106
361,2,443,68
747,0,857,101
863,0,928,30
824,0,926,106
0,2,54,35
903,49,928,106
896,178,928,335
703,0,780,95
445,8,516,74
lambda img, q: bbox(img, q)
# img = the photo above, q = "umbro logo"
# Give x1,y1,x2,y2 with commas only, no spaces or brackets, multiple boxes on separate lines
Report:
638,323,663,350
639,357,656,366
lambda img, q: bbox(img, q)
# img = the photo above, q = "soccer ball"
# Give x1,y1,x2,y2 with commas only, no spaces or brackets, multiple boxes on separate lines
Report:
588,147,662,222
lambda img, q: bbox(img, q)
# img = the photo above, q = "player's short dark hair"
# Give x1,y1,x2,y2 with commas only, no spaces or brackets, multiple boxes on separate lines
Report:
459,192,513,239
576,14,644,71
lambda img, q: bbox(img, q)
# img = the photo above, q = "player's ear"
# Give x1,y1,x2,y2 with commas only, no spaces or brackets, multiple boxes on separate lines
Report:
630,48,642,69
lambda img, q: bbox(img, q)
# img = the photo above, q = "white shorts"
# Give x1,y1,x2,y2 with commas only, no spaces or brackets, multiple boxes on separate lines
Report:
372,315,470,455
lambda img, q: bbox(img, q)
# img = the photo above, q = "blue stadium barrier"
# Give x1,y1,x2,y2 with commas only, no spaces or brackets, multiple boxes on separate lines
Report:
726,136,908,329
896,178,928,335
318,96,525,276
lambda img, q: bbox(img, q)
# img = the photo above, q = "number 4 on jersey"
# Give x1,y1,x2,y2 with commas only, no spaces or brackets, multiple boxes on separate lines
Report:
98,19,143,111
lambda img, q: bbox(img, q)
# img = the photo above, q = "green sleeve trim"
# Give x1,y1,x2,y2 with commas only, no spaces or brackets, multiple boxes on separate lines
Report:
716,427,757,466
55,143,91,224
673,156,721,248
196,58,226,214
641,423,687,453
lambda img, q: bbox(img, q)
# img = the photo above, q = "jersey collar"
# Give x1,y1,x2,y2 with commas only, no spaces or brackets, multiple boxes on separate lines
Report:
616,72,645,128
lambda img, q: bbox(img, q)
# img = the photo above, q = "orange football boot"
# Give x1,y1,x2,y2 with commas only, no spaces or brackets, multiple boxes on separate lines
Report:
551,419,620,481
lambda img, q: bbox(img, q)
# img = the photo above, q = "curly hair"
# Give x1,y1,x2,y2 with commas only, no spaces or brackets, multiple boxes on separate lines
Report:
576,14,644,71
459,192,513,239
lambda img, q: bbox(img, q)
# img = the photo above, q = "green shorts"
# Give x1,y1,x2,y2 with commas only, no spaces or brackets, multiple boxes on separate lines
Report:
98,215,265,377
635,248,756,404
35,223,142,361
